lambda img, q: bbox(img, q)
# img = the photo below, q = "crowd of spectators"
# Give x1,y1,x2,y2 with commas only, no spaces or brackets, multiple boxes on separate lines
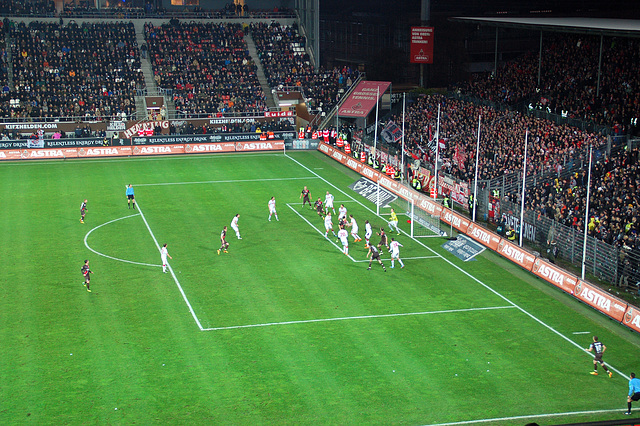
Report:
0,0,55,16
145,21,267,118
6,21,143,121
453,34,640,133
250,21,360,115
403,94,605,183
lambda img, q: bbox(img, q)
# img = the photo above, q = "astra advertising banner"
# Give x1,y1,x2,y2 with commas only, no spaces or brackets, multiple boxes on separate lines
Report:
337,81,391,118
410,27,434,64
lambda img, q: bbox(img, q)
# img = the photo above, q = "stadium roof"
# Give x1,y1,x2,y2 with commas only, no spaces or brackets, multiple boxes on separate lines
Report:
449,17,640,37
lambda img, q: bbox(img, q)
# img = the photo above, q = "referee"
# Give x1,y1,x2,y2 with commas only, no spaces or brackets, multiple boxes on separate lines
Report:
626,372,640,415
126,184,136,209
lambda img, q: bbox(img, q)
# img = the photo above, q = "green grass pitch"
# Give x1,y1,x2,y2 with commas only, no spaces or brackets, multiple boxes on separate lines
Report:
1,150,639,425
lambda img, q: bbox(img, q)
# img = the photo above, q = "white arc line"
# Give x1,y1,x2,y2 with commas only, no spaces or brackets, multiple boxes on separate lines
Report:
136,202,204,331
202,306,516,331
84,213,161,267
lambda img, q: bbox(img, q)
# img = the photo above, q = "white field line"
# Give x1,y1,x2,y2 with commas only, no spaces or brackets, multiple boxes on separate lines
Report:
351,256,439,263
84,213,161,268
284,153,631,381
286,203,356,261
133,176,316,187
421,407,628,426
136,201,204,331
201,305,517,331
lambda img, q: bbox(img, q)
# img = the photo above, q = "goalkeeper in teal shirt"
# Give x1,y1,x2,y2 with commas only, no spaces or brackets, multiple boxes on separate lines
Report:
626,372,640,415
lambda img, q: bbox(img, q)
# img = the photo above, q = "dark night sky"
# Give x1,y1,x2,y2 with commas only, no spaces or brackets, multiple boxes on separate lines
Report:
319,0,640,20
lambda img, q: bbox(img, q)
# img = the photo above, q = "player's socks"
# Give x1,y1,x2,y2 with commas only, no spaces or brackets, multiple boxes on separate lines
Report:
133,203,136,209
275,215,279,221
399,260,405,268
391,261,395,268
628,402,632,412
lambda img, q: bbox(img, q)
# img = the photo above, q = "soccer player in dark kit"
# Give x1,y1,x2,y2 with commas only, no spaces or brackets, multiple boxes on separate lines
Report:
367,244,387,272
81,259,93,292
80,199,88,223
218,226,229,255
314,197,324,217
300,186,312,209
377,228,388,250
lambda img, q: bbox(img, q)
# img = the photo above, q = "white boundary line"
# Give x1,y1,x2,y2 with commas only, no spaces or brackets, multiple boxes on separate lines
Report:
202,306,516,331
421,407,628,426
134,176,316,187
136,201,205,330
83,213,161,268
283,152,631,381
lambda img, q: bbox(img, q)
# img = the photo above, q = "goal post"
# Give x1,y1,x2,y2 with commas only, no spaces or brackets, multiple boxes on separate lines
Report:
387,196,448,238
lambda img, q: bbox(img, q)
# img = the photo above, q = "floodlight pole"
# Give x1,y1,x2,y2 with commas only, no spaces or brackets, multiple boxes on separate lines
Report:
581,145,593,279
401,92,406,182
519,129,528,247
434,103,441,198
472,115,481,222
374,86,380,216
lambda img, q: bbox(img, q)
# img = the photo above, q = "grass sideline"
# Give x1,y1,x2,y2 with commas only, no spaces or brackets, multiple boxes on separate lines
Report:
1,150,640,425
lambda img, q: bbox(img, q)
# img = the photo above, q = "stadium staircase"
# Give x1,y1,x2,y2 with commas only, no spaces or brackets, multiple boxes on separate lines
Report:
6,36,14,90
244,33,277,109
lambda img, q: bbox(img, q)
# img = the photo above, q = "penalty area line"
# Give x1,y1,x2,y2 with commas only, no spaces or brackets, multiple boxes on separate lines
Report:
286,203,357,261
421,407,627,426
134,176,318,187
202,305,516,331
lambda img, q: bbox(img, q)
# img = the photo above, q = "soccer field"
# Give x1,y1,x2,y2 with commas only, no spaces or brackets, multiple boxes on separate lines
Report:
1,150,639,425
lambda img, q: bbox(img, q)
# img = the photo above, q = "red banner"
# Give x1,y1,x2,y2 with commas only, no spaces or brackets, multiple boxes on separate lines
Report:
235,141,284,151
410,27,434,64
496,239,536,271
623,307,640,333
531,258,577,294
337,81,391,118
466,223,501,251
185,142,236,153
573,281,627,322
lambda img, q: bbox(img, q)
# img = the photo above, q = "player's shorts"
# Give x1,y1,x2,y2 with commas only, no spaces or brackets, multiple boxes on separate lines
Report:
326,202,334,209
371,252,380,260
269,207,276,213
340,239,349,246
127,194,135,200
325,225,332,231
389,220,398,227
631,393,640,402
391,250,399,258
231,224,239,232
84,273,90,282
594,353,604,363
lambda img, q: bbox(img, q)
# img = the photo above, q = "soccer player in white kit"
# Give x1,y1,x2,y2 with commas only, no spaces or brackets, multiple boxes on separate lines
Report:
364,220,373,248
338,204,347,221
161,243,172,273
324,191,336,215
388,208,401,234
337,226,349,255
268,196,279,221
324,211,336,238
231,214,242,239
348,214,361,242
389,237,405,268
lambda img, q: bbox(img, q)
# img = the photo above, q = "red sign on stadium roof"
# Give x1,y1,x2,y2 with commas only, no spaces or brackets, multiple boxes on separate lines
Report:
410,27,434,64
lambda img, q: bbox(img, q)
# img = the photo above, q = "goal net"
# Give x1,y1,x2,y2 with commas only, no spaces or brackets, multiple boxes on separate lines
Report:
387,197,449,238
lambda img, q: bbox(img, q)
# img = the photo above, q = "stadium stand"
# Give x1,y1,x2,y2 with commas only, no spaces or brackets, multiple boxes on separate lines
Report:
144,21,267,118
7,21,143,121
453,33,640,132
